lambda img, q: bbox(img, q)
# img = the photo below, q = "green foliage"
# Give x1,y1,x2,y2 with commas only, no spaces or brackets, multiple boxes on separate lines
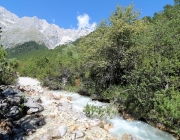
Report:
6,41,48,60
174,0,180,5
123,4,180,135
12,3,180,137
0,47,7,61
18,44,82,89
79,3,180,137
79,4,147,96
83,104,118,120
0,47,19,85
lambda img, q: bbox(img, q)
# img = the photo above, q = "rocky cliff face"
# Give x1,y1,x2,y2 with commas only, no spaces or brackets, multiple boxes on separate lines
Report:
0,6,91,49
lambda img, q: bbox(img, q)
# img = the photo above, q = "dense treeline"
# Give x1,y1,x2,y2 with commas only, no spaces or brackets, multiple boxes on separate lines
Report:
16,44,81,90
77,5,180,136
7,2,180,137
78,4,180,136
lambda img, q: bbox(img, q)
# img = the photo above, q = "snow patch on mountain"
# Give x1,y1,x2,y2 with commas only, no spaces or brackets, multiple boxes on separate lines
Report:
0,6,95,49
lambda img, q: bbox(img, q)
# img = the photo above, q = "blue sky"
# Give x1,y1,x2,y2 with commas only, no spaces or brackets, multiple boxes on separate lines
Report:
0,0,174,29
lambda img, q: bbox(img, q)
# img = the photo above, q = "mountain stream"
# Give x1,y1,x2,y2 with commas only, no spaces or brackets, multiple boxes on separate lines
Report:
44,90,175,140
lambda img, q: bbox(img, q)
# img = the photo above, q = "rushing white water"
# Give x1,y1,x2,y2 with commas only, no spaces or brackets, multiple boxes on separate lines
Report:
108,117,175,140
50,90,175,140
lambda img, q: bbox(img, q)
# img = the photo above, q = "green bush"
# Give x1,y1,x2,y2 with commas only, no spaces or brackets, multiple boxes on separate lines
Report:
83,104,118,120
0,47,19,85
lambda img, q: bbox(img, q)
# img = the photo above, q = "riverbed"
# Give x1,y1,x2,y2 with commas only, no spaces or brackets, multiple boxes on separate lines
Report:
17,77,176,140
47,90,175,140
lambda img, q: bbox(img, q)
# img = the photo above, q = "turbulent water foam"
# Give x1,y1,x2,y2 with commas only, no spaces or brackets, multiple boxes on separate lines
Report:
108,117,175,140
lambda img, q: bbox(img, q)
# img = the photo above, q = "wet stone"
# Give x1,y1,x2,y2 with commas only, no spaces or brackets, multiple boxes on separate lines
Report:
2,88,16,97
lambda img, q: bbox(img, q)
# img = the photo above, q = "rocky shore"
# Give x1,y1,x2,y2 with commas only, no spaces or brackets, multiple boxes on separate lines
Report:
1,77,174,140
24,90,117,140
0,77,118,140
0,84,45,140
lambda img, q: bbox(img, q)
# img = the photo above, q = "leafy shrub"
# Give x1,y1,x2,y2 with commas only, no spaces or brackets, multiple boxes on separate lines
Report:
0,47,19,85
83,104,118,120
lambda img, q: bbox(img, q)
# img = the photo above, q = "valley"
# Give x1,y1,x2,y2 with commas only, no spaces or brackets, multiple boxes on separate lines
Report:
0,1,180,140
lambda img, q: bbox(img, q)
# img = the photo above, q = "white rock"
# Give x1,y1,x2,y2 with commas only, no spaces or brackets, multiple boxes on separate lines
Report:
72,130,85,139
52,125,67,139
71,133,76,140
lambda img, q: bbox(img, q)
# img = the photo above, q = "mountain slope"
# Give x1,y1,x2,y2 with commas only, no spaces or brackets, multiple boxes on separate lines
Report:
0,6,92,49
6,41,48,60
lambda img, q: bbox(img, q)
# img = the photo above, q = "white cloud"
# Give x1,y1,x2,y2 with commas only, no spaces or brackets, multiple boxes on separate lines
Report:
52,19,55,23
77,14,96,31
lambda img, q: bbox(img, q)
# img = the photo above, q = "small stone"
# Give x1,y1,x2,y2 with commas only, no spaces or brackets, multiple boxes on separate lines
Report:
72,130,85,139
89,120,104,128
52,94,62,100
104,123,114,132
67,96,72,101
84,123,90,129
33,97,42,103
58,125,67,137
52,125,67,138
70,125,78,132
27,108,39,114
122,134,138,140
71,133,76,140
32,137,40,140
40,134,52,140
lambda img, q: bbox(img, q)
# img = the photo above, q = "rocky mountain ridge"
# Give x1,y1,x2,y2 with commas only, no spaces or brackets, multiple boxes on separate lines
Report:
0,6,91,49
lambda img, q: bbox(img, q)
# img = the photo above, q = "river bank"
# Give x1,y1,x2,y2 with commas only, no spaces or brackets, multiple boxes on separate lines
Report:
17,77,117,140
0,77,176,140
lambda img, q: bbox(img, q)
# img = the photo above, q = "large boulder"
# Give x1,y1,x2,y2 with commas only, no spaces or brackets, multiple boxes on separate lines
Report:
13,89,25,97
24,97,44,114
7,96,23,106
16,115,45,136
0,82,45,139
0,103,9,112
5,106,21,120
12,128,24,136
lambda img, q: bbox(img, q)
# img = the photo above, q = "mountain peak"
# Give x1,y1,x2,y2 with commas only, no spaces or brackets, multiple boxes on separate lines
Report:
0,6,7,11
0,6,91,49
